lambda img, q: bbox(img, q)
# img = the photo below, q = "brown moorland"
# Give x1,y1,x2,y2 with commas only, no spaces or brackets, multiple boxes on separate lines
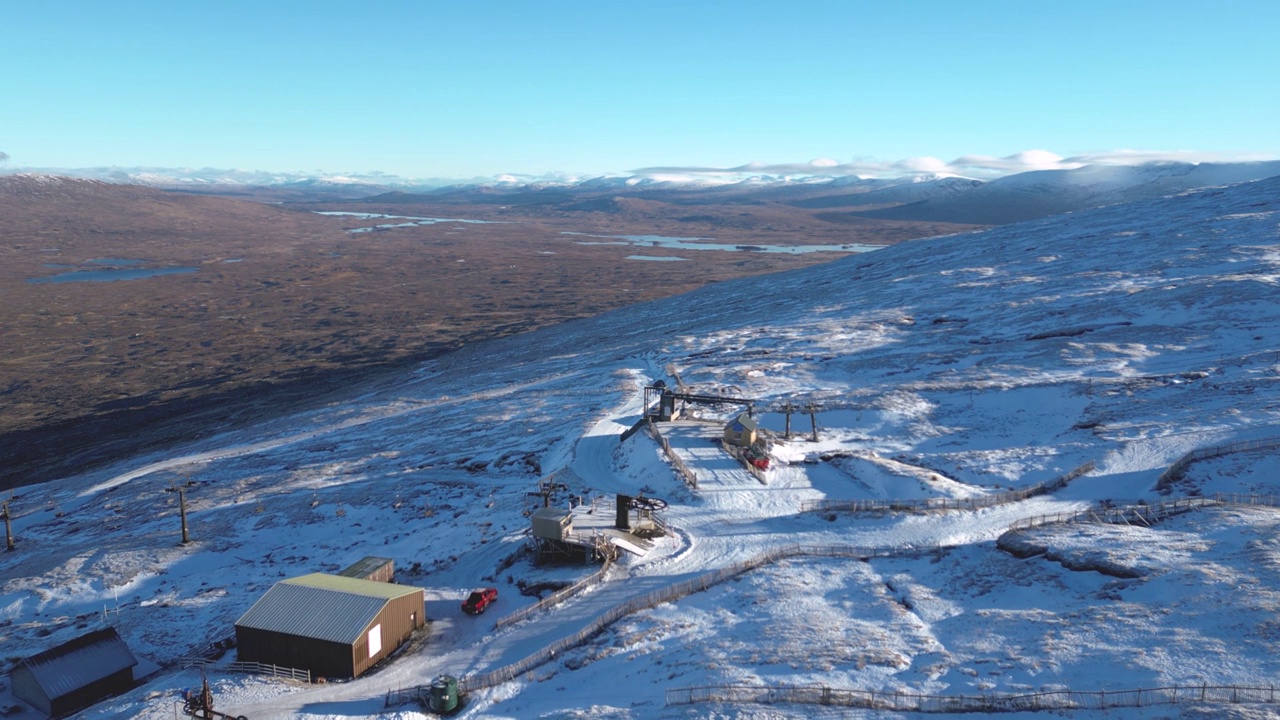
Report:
0,175,981,487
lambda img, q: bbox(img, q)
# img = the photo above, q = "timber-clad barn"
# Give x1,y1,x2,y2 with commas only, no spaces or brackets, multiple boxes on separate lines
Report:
235,573,425,679
338,555,395,583
8,627,138,717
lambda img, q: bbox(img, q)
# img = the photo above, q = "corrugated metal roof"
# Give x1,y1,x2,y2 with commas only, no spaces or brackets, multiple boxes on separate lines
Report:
531,507,570,522
235,574,422,644
16,627,137,700
284,573,420,599
337,556,393,579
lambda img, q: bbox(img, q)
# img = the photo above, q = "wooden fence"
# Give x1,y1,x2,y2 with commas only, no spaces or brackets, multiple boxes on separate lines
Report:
226,661,311,683
386,430,1280,710
619,416,650,443
492,559,615,631
182,658,310,683
1157,433,1280,490
388,505,1280,710
665,682,1280,712
648,422,698,488
801,461,1095,514
721,440,768,485
1006,492,1280,533
449,543,946,695
430,494,1280,706
386,542,949,708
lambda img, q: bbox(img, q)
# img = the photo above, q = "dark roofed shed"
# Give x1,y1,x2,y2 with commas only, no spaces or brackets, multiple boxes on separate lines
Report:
8,627,138,717
338,556,394,583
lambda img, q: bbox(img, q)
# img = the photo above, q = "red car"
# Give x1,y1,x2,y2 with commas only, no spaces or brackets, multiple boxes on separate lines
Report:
462,587,498,615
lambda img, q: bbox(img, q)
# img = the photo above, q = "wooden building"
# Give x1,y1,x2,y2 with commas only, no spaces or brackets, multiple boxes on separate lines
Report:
9,627,138,717
723,413,759,447
235,573,425,679
530,507,572,541
338,556,395,583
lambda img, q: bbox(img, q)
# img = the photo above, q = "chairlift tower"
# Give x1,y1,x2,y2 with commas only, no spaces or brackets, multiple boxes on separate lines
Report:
2,501,14,552
165,481,192,545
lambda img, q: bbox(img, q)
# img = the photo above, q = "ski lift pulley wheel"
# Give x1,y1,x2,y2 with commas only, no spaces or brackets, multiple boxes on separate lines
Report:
630,496,668,511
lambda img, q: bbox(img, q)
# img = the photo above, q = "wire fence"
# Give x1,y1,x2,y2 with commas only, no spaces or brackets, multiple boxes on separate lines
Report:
665,682,1280,712
648,422,698,488
1157,433,1280,490
800,461,1096,514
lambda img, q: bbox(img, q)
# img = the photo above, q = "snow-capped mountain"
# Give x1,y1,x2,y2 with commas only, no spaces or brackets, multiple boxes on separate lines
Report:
857,159,1280,224
6,162,1277,223
792,175,985,209
2,173,1279,718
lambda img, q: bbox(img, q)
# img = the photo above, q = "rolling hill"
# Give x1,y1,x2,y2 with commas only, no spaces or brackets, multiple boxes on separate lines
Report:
1,174,1278,718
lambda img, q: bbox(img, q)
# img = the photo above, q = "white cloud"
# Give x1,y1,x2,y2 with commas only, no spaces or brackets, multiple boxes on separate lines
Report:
1062,149,1277,165
892,156,951,174
948,150,1075,175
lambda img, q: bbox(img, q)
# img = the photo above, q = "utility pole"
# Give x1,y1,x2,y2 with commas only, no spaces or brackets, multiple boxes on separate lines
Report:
178,488,190,545
2,501,14,552
166,482,191,545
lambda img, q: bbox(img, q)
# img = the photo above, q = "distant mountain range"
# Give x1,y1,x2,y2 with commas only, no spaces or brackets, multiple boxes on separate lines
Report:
844,160,1280,225
4,160,1280,225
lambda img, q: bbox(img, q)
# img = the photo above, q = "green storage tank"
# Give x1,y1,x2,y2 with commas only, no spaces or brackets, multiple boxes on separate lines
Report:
429,675,459,713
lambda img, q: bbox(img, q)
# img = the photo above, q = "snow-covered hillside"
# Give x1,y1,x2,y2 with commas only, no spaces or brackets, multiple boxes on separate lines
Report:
1,176,1279,719
862,160,1280,224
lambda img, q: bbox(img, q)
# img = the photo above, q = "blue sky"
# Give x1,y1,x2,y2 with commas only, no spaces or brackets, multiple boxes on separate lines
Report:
2,1,1277,180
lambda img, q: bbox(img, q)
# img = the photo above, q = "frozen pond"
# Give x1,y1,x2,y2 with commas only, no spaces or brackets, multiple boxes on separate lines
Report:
310,211,883,254
28,262,199,284
562,231,881,254
627,255,690,262
314,211,512,233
